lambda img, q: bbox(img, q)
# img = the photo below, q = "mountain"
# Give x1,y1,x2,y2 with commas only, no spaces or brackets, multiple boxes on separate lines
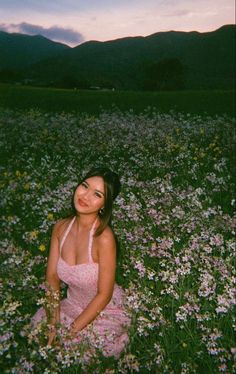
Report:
0,31,70,70
0,25,235,90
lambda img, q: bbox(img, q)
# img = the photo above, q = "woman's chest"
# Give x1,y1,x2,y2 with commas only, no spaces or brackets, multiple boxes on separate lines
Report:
57,258,99,287
60,231,99,264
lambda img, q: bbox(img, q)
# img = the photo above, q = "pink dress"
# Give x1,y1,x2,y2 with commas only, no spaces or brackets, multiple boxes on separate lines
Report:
32,217,131,358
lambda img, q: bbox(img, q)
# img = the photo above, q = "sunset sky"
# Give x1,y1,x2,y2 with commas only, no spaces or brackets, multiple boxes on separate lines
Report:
0,0,234,46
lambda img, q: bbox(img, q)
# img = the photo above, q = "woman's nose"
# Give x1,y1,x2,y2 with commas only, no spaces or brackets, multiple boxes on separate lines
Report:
82,189,90,200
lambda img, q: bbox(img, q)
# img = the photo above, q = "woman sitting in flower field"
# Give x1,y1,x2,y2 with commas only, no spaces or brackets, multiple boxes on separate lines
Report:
32,167,131,358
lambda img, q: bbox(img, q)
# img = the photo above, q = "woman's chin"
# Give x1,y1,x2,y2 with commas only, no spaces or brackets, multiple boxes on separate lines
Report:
75,206,99,216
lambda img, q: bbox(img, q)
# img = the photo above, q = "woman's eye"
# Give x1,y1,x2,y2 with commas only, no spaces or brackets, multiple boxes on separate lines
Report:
95,192,102,198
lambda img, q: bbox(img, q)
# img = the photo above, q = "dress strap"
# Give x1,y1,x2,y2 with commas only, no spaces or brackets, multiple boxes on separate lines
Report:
88,218,98,263
60,216,76,254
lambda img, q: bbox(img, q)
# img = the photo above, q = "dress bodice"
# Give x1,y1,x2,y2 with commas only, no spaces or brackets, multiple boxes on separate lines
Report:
57,216,99,307
56,217,123,310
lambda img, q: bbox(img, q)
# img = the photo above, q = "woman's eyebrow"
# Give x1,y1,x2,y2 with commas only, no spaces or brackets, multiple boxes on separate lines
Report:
85,181,104,196
96,190,104,196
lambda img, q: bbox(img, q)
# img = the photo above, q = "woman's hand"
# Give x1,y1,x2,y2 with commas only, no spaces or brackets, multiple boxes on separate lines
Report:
47,326,56,346
69,321,78,336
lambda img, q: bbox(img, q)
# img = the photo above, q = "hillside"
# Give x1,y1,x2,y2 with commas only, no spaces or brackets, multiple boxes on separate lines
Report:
0,31,70,70
0,25,235,90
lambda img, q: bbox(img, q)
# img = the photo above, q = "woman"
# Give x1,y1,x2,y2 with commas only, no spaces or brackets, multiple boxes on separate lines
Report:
32,167,131,358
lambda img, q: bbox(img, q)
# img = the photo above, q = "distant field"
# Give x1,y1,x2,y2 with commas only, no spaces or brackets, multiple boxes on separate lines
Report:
0,84,235,116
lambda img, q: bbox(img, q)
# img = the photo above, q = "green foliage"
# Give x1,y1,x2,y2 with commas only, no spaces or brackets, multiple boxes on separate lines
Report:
143,58,185,91
0,69,22,83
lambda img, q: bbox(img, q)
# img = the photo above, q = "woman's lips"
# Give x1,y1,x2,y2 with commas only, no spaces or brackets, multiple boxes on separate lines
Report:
78,199,89,207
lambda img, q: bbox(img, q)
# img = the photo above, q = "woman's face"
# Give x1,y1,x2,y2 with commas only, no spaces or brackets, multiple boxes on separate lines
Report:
74,176,105,215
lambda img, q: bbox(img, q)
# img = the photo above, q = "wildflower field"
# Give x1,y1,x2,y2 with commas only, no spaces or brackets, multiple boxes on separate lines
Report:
0,105,235,373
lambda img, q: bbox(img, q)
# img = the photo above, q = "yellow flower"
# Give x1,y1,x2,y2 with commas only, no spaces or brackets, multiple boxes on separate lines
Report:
47,213,54,220
182,342,187,348
208,142,215,149
24,183,30,190
7,216,14,222
39,244,46,252
15,170,21,177
29,230,38,240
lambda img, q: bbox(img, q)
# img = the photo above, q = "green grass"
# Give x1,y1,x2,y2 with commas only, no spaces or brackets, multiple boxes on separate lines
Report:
0,83,235,116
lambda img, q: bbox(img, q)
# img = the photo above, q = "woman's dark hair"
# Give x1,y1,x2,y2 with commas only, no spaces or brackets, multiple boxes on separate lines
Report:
72,167,121,236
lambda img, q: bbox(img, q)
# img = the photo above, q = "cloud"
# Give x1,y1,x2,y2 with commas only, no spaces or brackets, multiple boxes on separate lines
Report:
0,22,84,46
163,9,193,17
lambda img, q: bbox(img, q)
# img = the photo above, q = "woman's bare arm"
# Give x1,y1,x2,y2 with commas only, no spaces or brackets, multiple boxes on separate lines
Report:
45,220,64,342
70,228,116,333
46,220,61,292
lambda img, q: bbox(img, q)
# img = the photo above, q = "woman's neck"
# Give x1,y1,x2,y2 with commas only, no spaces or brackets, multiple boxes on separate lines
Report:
75,213,98,232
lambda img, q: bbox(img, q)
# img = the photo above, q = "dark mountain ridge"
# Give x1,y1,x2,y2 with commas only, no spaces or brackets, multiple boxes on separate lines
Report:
0,31,70,69
0,25,235,90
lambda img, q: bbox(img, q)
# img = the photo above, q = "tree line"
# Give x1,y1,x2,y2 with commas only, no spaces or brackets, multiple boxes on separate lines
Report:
0,58,186,90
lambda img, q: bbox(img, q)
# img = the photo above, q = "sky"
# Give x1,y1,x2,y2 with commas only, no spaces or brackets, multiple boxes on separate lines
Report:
0,0,234,47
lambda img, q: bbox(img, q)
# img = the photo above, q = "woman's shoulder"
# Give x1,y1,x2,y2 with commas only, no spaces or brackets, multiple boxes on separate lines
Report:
53,216,74,237
96,225,115,246
96,226,116,261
